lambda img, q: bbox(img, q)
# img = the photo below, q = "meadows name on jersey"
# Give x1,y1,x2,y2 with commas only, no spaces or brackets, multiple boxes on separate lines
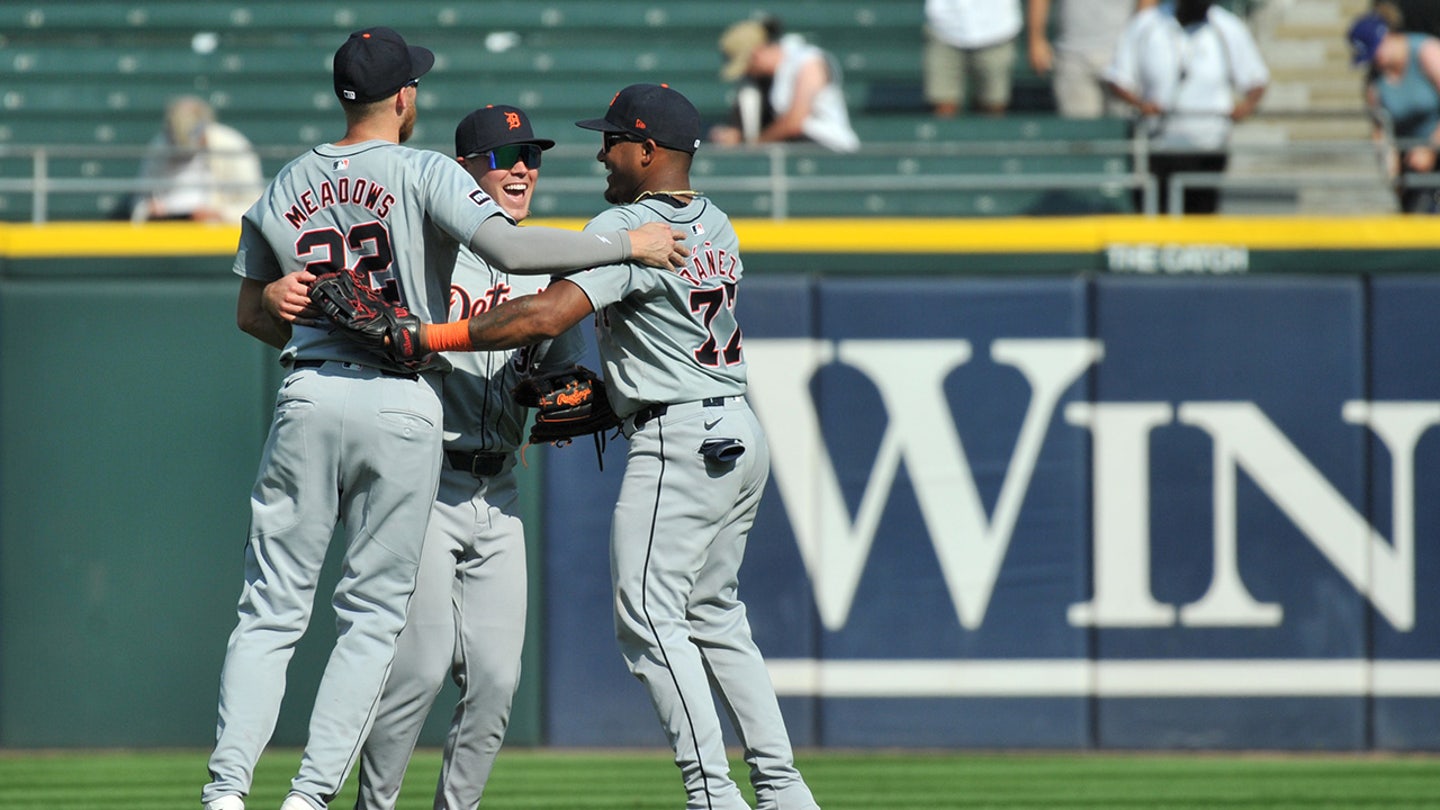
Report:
282,173,396,230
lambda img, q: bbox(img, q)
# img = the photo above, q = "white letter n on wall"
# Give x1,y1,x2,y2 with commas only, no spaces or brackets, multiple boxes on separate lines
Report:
1067,400,1438,631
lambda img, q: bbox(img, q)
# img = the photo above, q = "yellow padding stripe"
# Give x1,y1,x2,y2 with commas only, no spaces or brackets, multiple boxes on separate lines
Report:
725,216,1440,253
0,222,240,257
569,216,1440,253
6,217,1440,258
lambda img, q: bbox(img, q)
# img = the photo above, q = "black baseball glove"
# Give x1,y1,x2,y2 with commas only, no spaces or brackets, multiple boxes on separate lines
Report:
308,271,428,370
511,365,622,448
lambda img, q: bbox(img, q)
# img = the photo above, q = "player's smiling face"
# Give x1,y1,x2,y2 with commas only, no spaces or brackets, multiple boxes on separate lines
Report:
463,152,538,222
598,133,643,204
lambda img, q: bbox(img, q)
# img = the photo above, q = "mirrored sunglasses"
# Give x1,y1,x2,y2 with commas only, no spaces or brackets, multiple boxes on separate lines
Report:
471,143,543,170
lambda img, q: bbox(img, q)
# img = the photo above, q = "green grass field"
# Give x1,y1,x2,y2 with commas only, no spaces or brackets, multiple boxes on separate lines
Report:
2,748,1439,809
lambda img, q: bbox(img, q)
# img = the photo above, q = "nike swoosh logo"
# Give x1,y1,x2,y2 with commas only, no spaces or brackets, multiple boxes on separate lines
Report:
703,418,722,430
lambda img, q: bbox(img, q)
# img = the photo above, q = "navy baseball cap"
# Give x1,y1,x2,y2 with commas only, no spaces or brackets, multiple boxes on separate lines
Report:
575,83,702,154
333,27,435,103
455,105,555,158
1348,13,1387,66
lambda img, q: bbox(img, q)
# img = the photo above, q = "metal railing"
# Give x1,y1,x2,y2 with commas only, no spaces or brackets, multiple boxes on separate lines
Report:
0,135,1400,224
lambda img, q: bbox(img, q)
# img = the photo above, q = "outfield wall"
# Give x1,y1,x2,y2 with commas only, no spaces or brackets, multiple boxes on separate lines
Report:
3,219,1440,751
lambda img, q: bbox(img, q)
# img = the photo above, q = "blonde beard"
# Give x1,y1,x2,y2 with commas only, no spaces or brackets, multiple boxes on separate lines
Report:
398,106,417,143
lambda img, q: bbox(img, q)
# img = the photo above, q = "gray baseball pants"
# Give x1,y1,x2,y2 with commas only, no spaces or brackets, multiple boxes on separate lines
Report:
613,397,820,810
203,362,443,809
356,461,527,809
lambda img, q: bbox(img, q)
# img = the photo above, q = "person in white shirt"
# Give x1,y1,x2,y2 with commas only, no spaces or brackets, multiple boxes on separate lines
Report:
709,16,861,153
923,0,1024,116
1104,0,1269,212
130,96,264,224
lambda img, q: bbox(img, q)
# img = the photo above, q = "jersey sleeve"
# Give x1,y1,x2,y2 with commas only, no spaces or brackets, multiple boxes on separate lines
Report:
419,152,511,245
232,217,283,282
562,207,656,310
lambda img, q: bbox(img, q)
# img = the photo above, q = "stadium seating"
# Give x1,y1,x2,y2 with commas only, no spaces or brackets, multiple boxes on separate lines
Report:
0,0,1150,220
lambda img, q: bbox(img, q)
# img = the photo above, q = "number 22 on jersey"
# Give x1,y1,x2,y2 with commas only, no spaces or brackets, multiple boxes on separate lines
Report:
294,220,401,304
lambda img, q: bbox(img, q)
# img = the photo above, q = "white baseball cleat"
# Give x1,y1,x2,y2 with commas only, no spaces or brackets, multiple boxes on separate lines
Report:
279,794,319,810
202,797,245,810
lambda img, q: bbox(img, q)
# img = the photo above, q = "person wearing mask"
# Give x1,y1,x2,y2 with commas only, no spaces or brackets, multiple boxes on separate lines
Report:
1104,0,1269,213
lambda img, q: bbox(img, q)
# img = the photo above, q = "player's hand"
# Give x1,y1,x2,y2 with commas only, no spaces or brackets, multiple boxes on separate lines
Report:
264,270,324,326
628,222,690,271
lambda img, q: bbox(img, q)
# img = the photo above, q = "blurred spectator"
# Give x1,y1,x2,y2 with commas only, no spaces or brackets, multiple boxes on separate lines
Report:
709,16,860,152
1027,0,1158,118
130,96,263,224
1350,5,1440,212
1104,0,1268,213
922,0,1024,117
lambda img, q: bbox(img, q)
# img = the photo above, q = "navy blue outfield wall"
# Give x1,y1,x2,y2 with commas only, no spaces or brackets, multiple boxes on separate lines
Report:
4,220,1440,751
544,274,1440,751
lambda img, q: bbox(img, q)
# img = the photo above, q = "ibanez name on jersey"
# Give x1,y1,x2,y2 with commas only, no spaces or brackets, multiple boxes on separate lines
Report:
676,241,738,286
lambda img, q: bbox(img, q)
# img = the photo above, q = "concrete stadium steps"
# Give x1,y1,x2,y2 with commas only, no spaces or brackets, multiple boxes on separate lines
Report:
1226,0,1390,213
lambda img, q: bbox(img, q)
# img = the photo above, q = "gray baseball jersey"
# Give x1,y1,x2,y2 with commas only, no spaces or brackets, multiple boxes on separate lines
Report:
565,196,820,810
205,141,507,809
234,140,508,371
439,250,586,452
565,197,746,418
356,252,584,810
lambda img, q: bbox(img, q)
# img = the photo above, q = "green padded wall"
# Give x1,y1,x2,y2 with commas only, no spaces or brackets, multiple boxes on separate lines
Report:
0,251,545,748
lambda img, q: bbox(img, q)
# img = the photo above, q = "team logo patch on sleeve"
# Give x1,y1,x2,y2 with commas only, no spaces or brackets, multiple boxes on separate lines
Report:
469,189,494,207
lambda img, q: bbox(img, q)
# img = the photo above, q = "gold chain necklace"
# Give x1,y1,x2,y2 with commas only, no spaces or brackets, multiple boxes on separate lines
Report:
633,189,703,203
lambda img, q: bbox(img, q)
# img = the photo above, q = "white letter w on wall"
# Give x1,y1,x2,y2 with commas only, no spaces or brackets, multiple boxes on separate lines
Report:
746,339,1101,632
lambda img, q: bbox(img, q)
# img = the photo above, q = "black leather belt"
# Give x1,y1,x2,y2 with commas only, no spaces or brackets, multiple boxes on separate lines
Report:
447,450,507,478
631,397,726,430
293,358,417,381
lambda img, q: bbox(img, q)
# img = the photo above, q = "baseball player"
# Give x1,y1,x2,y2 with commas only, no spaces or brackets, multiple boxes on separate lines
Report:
353,83,821,810
352,105,582,809
203,28,686,810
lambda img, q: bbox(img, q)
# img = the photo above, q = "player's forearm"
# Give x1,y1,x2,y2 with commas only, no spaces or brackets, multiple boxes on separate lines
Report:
420,282,592,354
468,216,629,275
241,315,291,350
422,296,563,353
237,278,291,349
